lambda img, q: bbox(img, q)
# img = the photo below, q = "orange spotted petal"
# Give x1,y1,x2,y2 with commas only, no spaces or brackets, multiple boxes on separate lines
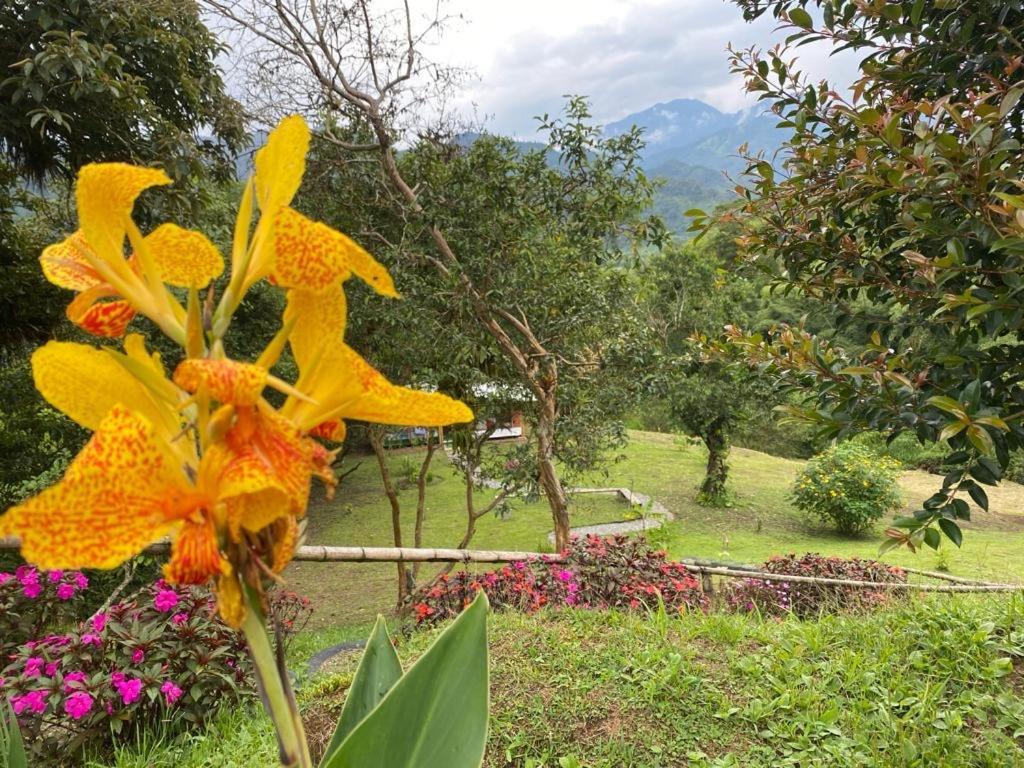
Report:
67,289,136,338
164,516,225,585
0,407,185,570
40,231,101,291
309,439,339,500
173,359,268,406
287,343,473,430
76,163,171,269
254,115,310,214
144,223,224,289
309,419,346,442
284,287,346,370
272,208,397,296
269,515,299,573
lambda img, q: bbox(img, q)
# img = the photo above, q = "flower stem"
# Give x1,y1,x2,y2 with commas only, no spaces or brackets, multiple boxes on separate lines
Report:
241,591,312,768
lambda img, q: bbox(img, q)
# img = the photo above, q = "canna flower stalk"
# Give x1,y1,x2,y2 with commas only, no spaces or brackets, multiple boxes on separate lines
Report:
0,115,473,768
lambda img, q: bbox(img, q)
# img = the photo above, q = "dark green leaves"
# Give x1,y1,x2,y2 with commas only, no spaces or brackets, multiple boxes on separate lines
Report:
321,592,490,768
937,518,963,547
1,699,27,768
788,8,814,29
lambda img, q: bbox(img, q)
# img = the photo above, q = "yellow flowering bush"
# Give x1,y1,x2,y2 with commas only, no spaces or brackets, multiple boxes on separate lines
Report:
0,116,489,768
791,443,903,535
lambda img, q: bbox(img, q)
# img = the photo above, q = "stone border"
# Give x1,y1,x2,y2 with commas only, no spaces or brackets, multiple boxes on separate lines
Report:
546,487,674,543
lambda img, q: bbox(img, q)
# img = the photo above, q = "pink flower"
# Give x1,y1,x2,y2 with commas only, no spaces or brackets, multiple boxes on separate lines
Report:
111,671,125,685
131,649,145,664
57,583,76,600
114,677,143,705
0,572,12,584
154,589,179,612
64,691,94,720
160,680,183,706
45,662,59,676
23,657,44,678
555,569,574,582
91,613,107,633
73,573,89,590
11,690,47,715
15,565,38,586
22,581,41,599
47,570,64,583
63,671,87,692
80,633,102,647
171,612,188,625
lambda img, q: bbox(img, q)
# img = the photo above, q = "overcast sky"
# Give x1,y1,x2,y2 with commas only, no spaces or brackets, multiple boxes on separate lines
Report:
426,0,859,138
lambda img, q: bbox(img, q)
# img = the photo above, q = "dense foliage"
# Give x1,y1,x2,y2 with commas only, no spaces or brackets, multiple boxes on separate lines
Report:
728,553,909,618
713,0,1024,549
791,443,904,534
411,534,707,626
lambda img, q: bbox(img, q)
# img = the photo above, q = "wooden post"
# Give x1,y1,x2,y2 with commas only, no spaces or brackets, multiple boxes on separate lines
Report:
700,568,714,595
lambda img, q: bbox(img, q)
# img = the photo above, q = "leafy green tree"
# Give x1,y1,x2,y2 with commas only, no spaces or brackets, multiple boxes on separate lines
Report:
712,0,1024,549
648,230,773,502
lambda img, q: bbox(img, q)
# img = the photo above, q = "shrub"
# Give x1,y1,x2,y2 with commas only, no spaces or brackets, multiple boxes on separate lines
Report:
791,442,903,534
0,580,308,765
728,553,908,618
411,534,707,626
0,565,90,657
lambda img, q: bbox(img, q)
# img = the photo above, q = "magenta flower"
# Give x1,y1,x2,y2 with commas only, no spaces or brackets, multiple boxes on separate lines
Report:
131,649,145,664
0,572,12,584
555,568,574,582
45,662,59,676
57,583,76,600
23,657,44,678
80,633,102,647
171,612,188,625
22,581,41,599
63,671,87,692
47,570,64,583
91,612,107,633
11,690,47,715
73,572,89,590
154,589,179,612
15,565,38,586
64,691,94,720
160,680,183,706
114,677,143,705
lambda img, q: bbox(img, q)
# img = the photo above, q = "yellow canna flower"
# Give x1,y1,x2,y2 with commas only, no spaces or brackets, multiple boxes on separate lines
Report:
1,114,473,631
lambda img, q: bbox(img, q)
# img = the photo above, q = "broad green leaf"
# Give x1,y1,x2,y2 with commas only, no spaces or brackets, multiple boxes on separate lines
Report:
2,699,27,768
927,396,967,419
967,424,996,456
937,518,963,548
966,482,989,512
324,592,490,768
320,616,403,766
789,8,814,29
924,527,941,551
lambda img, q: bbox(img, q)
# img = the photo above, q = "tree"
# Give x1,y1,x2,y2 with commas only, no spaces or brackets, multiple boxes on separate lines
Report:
710,0,1024,550
206,0,665,550
648,229,773,502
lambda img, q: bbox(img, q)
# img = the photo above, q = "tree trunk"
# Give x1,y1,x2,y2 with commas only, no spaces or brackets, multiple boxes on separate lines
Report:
412,430,437,579
537,392,571,552
368,428,409,605
699,419,730,502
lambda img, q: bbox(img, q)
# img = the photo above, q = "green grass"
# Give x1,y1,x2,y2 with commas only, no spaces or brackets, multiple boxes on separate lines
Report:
92,597,1024,767
287,431,1024,626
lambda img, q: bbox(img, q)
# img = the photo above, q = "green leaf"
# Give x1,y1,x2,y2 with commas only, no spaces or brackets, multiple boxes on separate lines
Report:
1,699,27,768
324,592,490,768
937,518,963,548
966,482,989,512
927,396,967,419
924,527,941,550
321,616,403,766
967,424,996,456
789,8,814,29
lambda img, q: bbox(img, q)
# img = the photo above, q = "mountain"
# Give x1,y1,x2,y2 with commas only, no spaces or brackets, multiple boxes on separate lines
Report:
605,98,788,234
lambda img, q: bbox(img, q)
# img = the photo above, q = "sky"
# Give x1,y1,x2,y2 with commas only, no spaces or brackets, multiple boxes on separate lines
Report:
426,0,859,138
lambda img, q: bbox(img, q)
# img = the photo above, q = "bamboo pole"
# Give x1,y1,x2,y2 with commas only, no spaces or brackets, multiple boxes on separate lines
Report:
1,538,1021,592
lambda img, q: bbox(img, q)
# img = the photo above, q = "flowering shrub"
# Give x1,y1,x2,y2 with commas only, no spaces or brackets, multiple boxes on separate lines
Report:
411,535,707,625
0,565,90,657
727,553,908,618
792,443,903,534
1,581,254,764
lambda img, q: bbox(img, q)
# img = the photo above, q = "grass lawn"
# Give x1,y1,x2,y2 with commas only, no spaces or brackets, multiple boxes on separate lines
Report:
285,431,1024,627
92,596,1024,768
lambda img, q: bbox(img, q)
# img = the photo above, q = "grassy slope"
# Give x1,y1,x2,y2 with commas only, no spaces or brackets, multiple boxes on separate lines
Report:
287,431,1024,628
94,597,1024,768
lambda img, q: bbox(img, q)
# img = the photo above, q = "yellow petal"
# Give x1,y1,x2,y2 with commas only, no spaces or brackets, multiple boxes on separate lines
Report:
0,407,183,570
285,286,346,370
289,343,473,429
66,290,136,338
76,163,171,268
272,208,397,295
144,223,224,288
254,115,310,214
215,569,246,628
32,341,181,437
173,359,268,406
40,231,101,291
